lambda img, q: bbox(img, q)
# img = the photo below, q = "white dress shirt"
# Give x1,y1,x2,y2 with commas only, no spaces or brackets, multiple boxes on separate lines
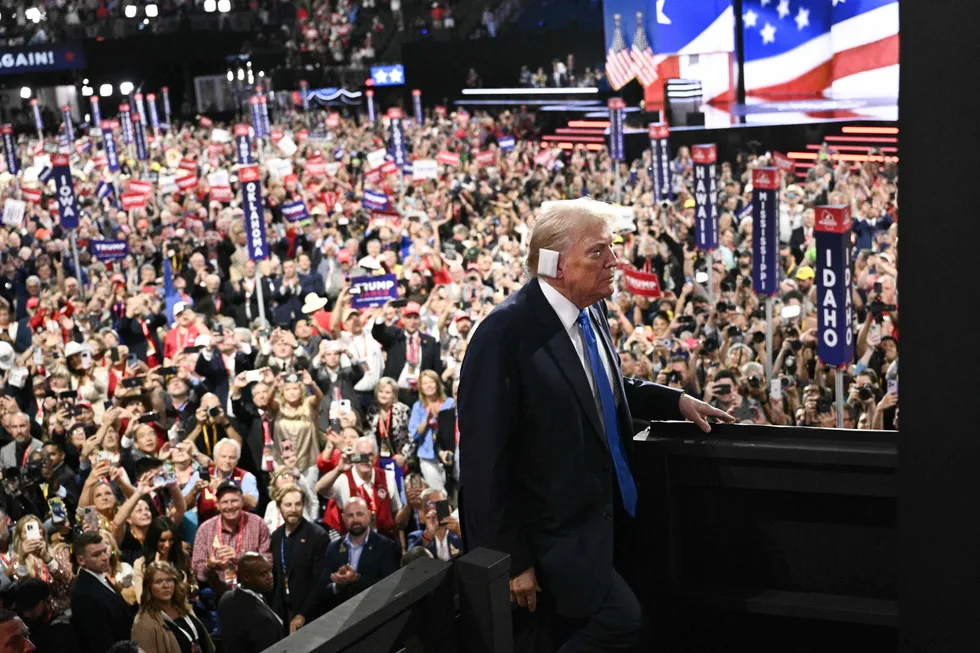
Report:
539,281,618,406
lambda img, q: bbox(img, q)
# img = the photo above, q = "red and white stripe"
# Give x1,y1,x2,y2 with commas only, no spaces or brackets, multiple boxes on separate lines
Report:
606,49,636,91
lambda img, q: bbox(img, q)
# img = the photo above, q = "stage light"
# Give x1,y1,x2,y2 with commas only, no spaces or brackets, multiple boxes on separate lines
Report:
124,5,136,17
119,81,134,95
25,8,41,22
142,18,148,24
83,78,89,84
217,0,231,12
20,87,31,99
226,70,234,82
145,3,158,16
100,84,113,96
237,68,245,81
258,71,264,77
204,0,216,11
81,86,93,97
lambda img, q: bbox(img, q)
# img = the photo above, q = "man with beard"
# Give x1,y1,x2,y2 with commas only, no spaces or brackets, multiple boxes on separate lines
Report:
270,487,328,632
317,496,400,611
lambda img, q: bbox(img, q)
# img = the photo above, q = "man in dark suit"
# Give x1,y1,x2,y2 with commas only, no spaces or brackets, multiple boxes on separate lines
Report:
271,487,328,632
372,301,443,406
218,553,285,653
789,208,816,264
119,294,166,366
195,328,252,410
70,530,135,653
317,497,401,611
458,198,731,652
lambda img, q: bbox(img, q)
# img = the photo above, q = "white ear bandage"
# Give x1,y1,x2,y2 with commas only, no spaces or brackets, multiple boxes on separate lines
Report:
537,249,559,278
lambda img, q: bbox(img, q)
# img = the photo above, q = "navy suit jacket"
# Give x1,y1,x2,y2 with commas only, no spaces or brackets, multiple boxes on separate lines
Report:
318,530,401,610
457,278,682,618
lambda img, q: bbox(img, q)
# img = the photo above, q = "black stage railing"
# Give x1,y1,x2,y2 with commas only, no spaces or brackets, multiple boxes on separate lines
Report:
272,422,897,653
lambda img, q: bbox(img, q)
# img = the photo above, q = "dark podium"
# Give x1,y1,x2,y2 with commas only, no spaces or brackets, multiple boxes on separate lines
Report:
632,421,897,652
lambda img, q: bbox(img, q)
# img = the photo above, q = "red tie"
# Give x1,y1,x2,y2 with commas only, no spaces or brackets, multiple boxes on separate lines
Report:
407,333,419,365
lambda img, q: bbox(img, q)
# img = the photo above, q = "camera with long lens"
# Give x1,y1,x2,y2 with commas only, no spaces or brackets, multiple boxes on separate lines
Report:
858,385,874,402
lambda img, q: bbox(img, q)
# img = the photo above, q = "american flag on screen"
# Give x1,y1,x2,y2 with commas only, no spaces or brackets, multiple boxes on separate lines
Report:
742,0,900,99
631,12,659,86
605,14,636,91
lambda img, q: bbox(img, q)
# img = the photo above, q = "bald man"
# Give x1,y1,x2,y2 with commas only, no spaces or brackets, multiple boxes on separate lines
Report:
217,553,285,653
0,413,42,471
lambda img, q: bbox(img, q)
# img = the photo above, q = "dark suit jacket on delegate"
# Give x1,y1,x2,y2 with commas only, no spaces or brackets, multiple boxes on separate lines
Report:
217,587,286,653
371,321,443,379
318,530,401,610
271,518,329,622
70,569,135,653
457,278,682,618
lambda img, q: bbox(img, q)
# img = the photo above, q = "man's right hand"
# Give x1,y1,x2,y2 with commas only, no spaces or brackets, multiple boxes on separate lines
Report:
510,567,538,612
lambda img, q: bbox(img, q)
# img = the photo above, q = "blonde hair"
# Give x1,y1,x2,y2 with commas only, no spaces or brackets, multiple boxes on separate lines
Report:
524,198,617,279
417,370,446,406
375,377,399,401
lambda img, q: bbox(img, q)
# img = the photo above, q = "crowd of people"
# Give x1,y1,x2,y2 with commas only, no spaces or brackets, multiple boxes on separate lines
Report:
517,54,605,88
0,94,896,650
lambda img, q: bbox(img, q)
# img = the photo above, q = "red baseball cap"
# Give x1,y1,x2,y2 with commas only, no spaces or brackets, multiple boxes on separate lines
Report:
26,297,39,310
402,302,421,317
337,249,352,264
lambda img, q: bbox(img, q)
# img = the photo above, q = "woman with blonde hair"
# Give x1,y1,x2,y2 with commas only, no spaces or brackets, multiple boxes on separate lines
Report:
6,514,74,617
100,529,137,605
273,369,323,484
407,370,455,491
132,561,213,653
364,376,411,469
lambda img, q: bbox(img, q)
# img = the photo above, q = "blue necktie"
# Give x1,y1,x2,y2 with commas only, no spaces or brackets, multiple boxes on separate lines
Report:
577,309,637,516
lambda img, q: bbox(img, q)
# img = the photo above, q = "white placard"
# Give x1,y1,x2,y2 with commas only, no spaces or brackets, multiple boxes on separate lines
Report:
277,136,297,156
210,128,231,143
3,199,26,228
412,159,438,180
265,158,293,179
208,170,230,187
366,148,387,169
325,162,341,177
158,174,178,194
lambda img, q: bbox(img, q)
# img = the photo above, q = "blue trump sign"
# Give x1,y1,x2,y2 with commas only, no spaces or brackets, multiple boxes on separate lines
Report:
350,274,398,309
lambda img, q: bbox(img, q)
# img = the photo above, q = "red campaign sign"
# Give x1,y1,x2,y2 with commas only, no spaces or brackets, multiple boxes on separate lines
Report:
306,157,327,177
752,168,780,191
475,151,495,167
93,153,107,168
533,149,555,167
381,161,398,176
371,210,401,230
207,143,224,156
323,191,338,210
620,265,662,298
239,165,260,183
815,204,851,234
210,185,233,203
692,144,717,164
199,116,213,128
326,113,340,128
271,129,283,145
110,119,120,130
179,158,197,173
121,192,147,210
773,151,794,172
296,129,309,142
364,167,383,184
128,180,153,196
175,174,197,191
436,151,459,166
648,123,669,140
22,187,41,203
